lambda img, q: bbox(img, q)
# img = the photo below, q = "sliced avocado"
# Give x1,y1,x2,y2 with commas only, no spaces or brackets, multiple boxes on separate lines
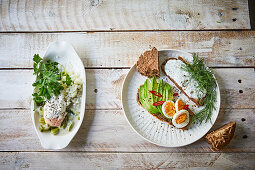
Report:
168,86,173,101
138,85,145,106
143,79,158,113
145,79,153,105
151,77,158,103
164,83,173,101
162,83,166,102
164,83,170,101
156,79,163,114
139,85,152,112
139,78,174,115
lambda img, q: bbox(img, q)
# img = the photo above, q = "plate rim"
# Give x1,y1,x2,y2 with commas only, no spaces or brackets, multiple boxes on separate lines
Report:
121,49,221,147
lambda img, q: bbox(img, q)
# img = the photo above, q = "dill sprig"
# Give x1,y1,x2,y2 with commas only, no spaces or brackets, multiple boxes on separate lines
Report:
181,54,217,124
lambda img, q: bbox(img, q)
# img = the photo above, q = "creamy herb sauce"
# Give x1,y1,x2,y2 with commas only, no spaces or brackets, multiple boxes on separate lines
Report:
164,60,206,99
43,93,67,120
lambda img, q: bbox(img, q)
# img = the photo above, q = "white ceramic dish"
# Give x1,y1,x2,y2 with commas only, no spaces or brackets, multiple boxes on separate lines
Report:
122,50,220,147
31,41,86,149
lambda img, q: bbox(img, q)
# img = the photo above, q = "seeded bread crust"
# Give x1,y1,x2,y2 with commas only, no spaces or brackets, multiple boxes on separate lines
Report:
161,56,205,107
205,121,236,151
136,47,160,78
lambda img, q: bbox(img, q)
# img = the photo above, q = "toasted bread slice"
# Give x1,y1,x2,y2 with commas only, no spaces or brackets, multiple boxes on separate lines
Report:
136,47,160,78
205,121,236,151
161,56,206,107
136,87,194,130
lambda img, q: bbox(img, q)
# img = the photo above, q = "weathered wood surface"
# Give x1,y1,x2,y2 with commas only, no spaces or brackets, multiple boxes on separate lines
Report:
0,152,254,169
0,108,254,152
0,0,250,32
0,68,254,109
1,31,255,68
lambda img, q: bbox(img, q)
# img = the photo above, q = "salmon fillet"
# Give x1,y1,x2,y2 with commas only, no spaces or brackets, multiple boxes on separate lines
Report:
45,117,65,127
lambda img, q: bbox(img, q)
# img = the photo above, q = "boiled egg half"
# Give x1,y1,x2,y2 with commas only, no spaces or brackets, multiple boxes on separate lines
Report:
172,110,190,129
162,101,176,118
175,98,186,112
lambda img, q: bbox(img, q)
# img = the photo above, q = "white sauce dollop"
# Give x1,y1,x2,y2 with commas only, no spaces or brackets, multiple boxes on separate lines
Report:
43,93,67,120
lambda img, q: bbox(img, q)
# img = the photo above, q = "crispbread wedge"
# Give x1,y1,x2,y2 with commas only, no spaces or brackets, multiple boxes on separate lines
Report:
161,56,205,107
136,47,160,78
205,122,236,150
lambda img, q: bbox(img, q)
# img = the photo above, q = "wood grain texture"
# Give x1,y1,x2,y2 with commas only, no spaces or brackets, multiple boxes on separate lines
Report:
0,108,254,152
0,152,255,169
1,31,255,68
0,0,250,32
0,68,254,109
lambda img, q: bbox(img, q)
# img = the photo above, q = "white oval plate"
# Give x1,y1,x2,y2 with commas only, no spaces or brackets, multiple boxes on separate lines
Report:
122,50,220,147
31,41,86,149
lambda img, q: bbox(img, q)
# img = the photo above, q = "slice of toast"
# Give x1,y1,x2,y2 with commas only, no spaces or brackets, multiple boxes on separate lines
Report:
136,86,194,130
136,47,160,78
205,121,236,151
161,56,206,107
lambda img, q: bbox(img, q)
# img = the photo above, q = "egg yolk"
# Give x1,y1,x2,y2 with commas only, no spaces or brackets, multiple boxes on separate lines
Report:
164,102,176,116
178,99,185,111
176,113,187,124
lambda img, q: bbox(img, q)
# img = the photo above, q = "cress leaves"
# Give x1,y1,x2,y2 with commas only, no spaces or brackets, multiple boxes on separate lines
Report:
32,54,72,105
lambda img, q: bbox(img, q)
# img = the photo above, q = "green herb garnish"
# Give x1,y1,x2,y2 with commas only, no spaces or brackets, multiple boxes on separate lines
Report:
32,54,72,105
181,54,217,124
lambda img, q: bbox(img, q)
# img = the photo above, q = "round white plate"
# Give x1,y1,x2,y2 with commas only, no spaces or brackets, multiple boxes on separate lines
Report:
122,50,220,147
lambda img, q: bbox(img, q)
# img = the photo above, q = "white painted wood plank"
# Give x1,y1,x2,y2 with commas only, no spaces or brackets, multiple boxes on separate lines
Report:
1,32,255,68
0,0,250,31
0,152,254,169
0,68,254,109
0,108,254,152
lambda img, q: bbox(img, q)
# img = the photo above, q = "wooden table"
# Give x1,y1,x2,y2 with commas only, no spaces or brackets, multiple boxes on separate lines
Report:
0,0,254,169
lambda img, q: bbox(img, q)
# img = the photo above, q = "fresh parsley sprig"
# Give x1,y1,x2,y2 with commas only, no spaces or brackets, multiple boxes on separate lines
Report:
181,54,217,124
32,54,72,105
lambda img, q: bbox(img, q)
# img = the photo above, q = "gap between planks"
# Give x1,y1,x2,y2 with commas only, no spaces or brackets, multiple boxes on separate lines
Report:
0,29,253,34
0,151,254,154
0,67,254,70
0,108,253,111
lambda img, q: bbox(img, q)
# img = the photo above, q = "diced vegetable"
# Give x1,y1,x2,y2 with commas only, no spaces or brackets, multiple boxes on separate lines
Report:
67,122,74,132
50,128,59,135
39,117,45,124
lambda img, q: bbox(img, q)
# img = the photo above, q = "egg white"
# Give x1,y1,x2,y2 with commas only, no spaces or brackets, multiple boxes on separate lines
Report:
162,100,176,119
172,110,190,128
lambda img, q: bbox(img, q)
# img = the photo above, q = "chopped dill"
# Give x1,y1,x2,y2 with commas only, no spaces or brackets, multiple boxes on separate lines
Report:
181,54,217,124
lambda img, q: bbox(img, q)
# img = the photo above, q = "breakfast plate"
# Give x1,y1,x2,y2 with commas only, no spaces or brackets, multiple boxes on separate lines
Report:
122,49,220,147
31,41,86,149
